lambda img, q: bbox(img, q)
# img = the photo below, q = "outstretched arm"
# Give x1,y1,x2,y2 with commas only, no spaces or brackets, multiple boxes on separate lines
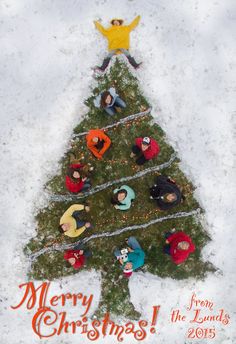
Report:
99,133,111,156
60,204,85,224
127,15,141,31
116,201,131,211
87,142,102,159
67,225,87,238
94,21,108,36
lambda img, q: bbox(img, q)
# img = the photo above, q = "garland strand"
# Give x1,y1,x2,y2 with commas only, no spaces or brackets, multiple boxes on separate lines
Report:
72,107,152,139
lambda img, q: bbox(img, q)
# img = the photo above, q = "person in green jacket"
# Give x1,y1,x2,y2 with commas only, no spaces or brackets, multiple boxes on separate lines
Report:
114,236,145,277
111,185,135,210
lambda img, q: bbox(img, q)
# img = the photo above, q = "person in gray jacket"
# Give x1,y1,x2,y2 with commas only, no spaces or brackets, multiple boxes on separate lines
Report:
94,87,126,116
111,185,135,210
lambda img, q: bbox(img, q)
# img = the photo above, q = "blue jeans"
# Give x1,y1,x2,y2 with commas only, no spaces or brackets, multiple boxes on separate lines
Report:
114,236,141,258
81,180,91,192
74,244,92,258
105,97,127,116
127,236,141,250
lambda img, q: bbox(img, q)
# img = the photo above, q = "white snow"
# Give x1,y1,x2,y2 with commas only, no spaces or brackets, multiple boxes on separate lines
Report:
0,0,235,343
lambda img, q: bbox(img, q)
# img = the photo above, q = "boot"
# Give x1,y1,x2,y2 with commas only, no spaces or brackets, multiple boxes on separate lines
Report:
126,55,142,69
96,57,111,72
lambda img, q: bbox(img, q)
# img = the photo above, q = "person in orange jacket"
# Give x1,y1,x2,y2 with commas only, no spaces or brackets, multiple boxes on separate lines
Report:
86,129,111,159
94,16,142,72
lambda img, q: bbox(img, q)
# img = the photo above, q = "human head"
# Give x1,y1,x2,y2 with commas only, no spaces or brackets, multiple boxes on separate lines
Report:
101,91,112,108
117,190,127,201
60,223,70,232
68,166,81,180
178,241,190,250
141,137,150,151
111,189,127,205
166,193,177,203
72,170,80,179
111,19,123,26
92,137,99,143
68,257,76,266
124,262,133,270
123,262,133,277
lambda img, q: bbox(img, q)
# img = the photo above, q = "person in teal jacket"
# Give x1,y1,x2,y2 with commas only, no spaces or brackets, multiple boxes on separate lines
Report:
111,185,135,210
114,237,145,277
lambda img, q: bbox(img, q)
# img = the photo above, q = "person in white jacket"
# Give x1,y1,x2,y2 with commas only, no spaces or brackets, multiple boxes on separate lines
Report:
94,87,126,116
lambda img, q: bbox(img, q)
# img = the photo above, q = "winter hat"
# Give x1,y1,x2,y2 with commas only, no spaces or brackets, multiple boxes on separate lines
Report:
142,137,151,145
123,269,133,278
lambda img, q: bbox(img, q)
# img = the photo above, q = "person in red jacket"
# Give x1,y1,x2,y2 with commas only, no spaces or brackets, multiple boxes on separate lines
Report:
163,230,195,264
130,136,160,165
64,245,92,270
65,163,92,194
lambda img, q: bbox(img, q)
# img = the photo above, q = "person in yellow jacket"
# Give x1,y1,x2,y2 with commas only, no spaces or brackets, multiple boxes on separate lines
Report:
59,204,92,238
94,16,142,72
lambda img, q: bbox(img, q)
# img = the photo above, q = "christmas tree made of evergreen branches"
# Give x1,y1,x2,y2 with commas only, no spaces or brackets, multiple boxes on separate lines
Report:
25,59,214,319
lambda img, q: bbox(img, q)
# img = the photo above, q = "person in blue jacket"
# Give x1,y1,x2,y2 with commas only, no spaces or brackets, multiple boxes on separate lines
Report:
94,87,126,116
114,236,145,277
111,185,135,210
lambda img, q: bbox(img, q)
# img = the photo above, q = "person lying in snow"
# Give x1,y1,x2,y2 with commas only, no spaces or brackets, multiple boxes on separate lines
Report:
59,204,92,238
64,244,92,270
150,175,183,210
65,163,93,194
94,16,142,72
163,229,195,265
130,136,160,165
111,185,135,210
86,128,111,160
94,87,126,116
114,236,145,278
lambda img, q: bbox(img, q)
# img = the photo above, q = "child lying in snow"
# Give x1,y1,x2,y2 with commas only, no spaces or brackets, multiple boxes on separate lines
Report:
94,16,142,72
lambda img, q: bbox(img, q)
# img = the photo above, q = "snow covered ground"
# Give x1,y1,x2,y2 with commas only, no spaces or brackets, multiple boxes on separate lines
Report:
0,0,235,343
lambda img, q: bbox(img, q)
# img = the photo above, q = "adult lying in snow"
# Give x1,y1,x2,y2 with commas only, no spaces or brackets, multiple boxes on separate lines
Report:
130,136,160,165
64,244,92,270
111,185,135,210
65,163,92,194
150,175,183,210
86,129,111,160
94,87,126,116
59,204,92,238
114,236,145,278
94,16,142,71
163,230,195,265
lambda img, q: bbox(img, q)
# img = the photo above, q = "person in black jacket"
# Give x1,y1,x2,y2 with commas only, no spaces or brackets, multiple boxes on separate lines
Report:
149,175,183,210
